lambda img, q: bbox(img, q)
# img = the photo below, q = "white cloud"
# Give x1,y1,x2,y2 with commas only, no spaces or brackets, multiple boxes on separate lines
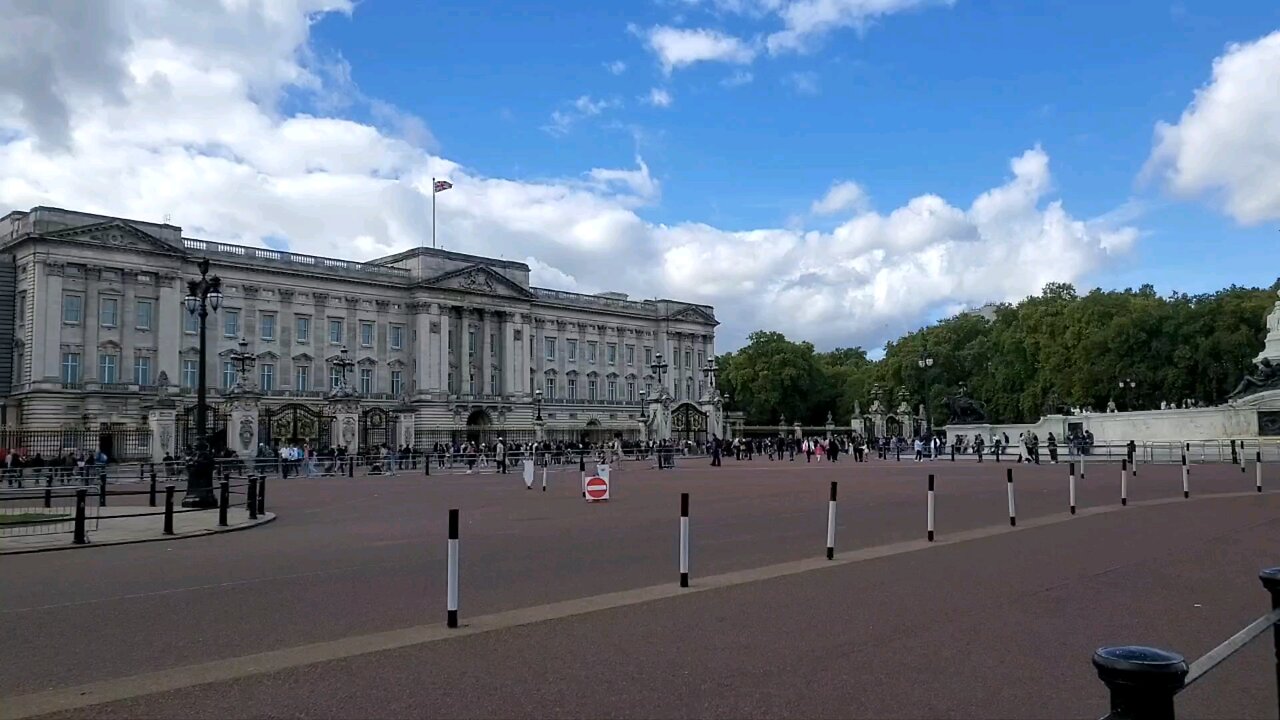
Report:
767,0,954,54
812,181,868,215
644,87,674,107
1144,30,1280,225
543,95,620,136
645,26,757,74
605,60,627,75
0,1,1135,351
721,70,755,87
785,71,820,95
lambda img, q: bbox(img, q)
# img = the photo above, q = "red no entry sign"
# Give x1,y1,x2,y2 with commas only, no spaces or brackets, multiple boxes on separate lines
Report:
585,475,609,500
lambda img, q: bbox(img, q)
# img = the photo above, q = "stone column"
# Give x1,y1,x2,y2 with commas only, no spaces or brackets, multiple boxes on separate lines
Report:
502,312,516,398
436,304,451,394
460,307,473,396
147,396,178,463
225,390,263,460
480,309,492,396
413,302,433,395
36,260,65,382
328,397,361,453
158,272,181,385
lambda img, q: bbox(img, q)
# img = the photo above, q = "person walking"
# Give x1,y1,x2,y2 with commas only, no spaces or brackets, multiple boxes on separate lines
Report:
914,436,925,462
496,437,507,474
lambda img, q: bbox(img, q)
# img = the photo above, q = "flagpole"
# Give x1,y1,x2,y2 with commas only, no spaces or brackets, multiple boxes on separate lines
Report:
431,176,437,249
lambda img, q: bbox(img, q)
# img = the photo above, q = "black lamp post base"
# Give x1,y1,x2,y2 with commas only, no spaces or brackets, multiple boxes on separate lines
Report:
181,454,219,509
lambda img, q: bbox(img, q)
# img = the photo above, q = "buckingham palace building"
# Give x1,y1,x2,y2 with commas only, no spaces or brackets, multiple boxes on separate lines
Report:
0,206,719,457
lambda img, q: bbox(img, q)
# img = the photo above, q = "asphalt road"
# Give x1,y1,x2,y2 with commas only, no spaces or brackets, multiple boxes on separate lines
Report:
2,456,1277,717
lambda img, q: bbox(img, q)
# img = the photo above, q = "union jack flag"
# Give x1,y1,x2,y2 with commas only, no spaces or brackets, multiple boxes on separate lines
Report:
433,179,453,193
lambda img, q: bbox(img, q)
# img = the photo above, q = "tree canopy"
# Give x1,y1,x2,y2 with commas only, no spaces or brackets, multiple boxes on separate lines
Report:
716,280,1279,426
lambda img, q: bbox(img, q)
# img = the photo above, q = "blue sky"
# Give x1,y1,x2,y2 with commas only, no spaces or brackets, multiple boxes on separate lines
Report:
1,0,1277,350
312,0,1279,295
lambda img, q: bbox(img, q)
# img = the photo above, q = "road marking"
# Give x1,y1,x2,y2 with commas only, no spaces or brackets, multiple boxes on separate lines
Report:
1,489,1275,720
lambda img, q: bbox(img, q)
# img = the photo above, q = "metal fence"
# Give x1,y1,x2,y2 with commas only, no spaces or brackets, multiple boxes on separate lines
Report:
0,428,152,461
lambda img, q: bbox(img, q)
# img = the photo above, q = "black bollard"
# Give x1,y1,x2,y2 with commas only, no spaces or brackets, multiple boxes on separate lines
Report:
163,484,175,535
257,475,266,515
950,446,955,462
149,469,157,507
1091,646,1187,720
348,457,354,478
1231,439,1238,465
73,488,88,544
44,477,52,509
98,470,108,507
1259,568,1280,719
247,476,259,520
218,480,230,527
425,452,431,476
579,451,586,472
138,463,144,483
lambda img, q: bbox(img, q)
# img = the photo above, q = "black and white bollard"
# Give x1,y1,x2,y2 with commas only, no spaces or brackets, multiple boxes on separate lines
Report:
1069,461,1076,515
679,493,690,587
1257,450,1263,493
826,481,837,560
447,508,460,628
927,474,935,542
1181,453,1190,499
542,464,547,492
1121,458,1128,507
1006,467,1016,527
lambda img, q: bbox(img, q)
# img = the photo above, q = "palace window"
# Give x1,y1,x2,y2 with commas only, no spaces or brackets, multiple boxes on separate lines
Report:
607,343,617,365
223,309,240,337
644,346,653,366
360,322,374,348
390,370,403,395
99,354,118,384
135,300,154,331
686,378,694,400
469,329,477,355
587,341,597,363
330,366,342,390
295,365,309,392
607,380,617,401
134,356,152,386
625,344,635,365
260,312,276,341
63,294,83,325
328,318,344,344
567,339,578,361
544,337,556,361
296,316,311,344
360,368,373,395
99,297,118,327
685,350,692,370
545,377,556,399
223,362,237,389
390,324,404,350
626,381,636,401
588,379,598,402
468,369,476,395
490,370,498,393
61,353,81,383
182,359,198,389
567,377,577,399
260,363,275,392
184,310,198,334
697,351,704,369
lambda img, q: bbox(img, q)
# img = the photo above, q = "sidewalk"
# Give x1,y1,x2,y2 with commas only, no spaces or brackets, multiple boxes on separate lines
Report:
0,507,275,554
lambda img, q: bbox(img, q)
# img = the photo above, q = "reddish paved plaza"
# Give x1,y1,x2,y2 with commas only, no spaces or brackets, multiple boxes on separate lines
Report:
2,456,1278,718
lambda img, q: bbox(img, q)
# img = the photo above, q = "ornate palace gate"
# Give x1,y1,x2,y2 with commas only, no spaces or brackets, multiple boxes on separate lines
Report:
177,404,229,453
259,404,333,450
359,407,399,450
671,403,709,446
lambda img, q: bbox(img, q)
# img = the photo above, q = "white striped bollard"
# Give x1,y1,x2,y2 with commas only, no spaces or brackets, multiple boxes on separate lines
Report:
1069,461,1076,515
446,508,460,629
541,464,547,492
1181,453,1189,499
1006,467,1016,527
826,481,837,560
1121,458,1128,506
679,492,690,587
1257,450,1263,493
927,474,935,542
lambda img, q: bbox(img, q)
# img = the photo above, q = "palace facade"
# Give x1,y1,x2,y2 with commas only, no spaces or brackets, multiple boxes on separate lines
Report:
0,206,718,449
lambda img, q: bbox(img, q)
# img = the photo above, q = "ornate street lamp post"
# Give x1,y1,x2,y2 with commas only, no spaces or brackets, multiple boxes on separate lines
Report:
638,389,647,421
533,388,543,421
1118,378,1137,411
181,258,223,508
331,345,355,395
229,337,256,391
650,352,669,394
917,350,935,437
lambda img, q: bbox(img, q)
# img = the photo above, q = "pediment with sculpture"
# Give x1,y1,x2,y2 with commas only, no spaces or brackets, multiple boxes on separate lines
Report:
44,220,182,255
423,264,534,299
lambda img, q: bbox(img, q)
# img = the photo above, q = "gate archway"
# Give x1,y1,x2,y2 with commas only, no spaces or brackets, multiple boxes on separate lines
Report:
259,404,332,450
671,403,708,447
465,409,493,446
